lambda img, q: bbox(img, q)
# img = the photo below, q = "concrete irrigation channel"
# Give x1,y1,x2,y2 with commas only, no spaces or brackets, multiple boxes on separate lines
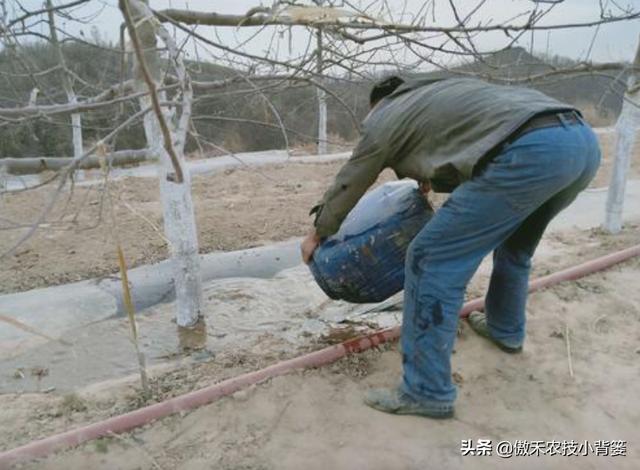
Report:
0,240,302,345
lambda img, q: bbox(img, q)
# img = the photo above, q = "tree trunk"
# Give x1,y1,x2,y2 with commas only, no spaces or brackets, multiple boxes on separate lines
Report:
129,0,202,326
70,108,83,161
141,104,202,326
46,0,83,161
316,27,328,155
604,37,640,233
603,85,640,233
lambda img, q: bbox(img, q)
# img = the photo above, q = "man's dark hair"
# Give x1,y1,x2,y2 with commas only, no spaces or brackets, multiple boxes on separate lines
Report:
369,76,405,107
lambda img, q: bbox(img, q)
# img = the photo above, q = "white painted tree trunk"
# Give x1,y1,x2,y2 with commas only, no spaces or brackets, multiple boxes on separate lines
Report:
140,96,203,326
316,27,328,155
130,0,202,326
69,94,83,162
317,87,328,155
70,108,83,160
604,36,640,233
46,0,83,161
604,83,640,233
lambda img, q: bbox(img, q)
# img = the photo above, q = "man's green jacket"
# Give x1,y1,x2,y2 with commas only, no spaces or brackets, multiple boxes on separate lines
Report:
311,77,576,238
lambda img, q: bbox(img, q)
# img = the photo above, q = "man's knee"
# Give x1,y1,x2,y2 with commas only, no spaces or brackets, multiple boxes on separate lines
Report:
497,244,532,270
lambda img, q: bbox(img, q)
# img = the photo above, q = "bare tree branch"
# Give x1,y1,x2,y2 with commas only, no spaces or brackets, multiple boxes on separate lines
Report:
156,6,640,34
119,0,184,183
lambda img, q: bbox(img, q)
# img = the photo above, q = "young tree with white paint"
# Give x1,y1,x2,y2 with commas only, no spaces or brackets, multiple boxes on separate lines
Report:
120,0,203,327
604,37,640,233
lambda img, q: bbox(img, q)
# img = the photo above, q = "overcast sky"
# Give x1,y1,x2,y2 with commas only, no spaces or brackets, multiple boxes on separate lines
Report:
10,0,640,69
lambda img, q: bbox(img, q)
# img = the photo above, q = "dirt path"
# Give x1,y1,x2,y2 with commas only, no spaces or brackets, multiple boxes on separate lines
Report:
2,226,638,469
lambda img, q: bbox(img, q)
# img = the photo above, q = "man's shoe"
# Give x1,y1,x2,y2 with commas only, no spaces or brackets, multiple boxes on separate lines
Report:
467,311,523,354
364,387,454,419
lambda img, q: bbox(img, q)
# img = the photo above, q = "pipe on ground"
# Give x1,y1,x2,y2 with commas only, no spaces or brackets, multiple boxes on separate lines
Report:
1,244,638,468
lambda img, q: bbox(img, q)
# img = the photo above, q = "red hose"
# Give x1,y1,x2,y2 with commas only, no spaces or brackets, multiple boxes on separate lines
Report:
1,243,638,468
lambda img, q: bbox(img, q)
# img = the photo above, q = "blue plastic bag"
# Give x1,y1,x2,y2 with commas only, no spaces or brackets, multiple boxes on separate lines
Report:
309,181,434,303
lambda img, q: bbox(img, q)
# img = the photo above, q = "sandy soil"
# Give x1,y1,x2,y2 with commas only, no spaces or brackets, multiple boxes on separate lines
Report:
1,127,639,295
0,162,398,294
2,225,639,469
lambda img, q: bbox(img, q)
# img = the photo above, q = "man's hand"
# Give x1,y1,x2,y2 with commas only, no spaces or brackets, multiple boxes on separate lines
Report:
419,180,431,195
419,180,435,211
301,229,321,265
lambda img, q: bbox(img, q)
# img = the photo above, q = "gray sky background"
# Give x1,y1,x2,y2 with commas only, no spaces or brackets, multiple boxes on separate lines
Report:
10,0,640,71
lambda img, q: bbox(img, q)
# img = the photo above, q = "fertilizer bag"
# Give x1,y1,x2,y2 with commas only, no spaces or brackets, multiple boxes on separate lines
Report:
309,180,434,303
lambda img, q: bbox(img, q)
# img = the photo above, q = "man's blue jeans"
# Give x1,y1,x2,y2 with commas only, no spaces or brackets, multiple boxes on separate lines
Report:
401,119,601,404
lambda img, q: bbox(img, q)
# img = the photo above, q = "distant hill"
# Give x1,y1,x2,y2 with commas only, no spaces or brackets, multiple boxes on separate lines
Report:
412,47,627,125
0,41,368,158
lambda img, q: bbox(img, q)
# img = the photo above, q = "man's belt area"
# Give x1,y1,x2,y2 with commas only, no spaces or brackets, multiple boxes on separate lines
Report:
505,110,582,146
472,110,583,178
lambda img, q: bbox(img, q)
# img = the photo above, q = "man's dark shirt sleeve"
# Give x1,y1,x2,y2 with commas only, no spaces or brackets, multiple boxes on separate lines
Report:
310,132,387,238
